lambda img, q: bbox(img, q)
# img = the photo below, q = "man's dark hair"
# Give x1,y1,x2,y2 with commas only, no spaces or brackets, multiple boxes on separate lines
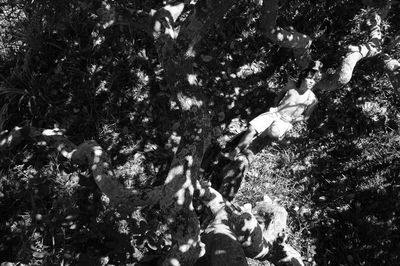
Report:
296,61,323,88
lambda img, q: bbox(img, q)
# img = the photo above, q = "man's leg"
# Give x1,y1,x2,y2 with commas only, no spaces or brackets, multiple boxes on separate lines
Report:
221,112,275,160
223,125,257,160
266,119,293,140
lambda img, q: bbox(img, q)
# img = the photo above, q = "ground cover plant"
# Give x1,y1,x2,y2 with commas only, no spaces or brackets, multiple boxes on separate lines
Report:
0,0,400,265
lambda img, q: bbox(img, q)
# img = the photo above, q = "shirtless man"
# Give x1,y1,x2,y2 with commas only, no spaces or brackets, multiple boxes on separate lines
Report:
223,61,322,160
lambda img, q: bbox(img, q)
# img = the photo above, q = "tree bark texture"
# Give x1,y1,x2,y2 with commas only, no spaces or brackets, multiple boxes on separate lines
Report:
315,12,385,91
149,1,239,265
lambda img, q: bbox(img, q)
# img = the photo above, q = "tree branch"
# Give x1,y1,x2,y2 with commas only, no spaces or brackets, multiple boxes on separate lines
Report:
259,0,312,68
0,127,161,212
315,12,383,91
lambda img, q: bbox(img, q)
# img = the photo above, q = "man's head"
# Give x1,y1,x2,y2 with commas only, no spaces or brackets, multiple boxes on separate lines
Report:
296,61,323,91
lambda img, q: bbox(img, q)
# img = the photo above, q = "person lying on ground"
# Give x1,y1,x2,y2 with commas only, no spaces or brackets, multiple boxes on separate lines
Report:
222,61,322,160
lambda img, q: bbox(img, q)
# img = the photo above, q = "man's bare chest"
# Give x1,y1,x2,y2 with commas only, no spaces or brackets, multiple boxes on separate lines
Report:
287,90,313,106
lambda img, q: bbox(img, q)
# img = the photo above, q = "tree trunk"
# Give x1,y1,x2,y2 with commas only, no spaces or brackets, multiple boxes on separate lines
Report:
150,1,237,264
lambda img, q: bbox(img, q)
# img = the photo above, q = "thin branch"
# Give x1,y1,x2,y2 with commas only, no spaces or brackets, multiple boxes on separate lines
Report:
259,0,312,68
0,127,161,213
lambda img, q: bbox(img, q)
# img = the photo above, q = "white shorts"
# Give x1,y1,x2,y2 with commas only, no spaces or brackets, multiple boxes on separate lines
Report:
249,111,292,139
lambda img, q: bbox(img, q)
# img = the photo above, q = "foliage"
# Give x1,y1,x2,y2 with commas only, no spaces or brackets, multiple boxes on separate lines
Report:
1,0,400,265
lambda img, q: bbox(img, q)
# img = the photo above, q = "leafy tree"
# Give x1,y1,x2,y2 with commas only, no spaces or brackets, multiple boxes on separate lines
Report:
1,0,399,265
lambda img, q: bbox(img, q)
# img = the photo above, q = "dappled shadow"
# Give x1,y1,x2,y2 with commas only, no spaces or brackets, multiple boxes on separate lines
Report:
307,139,400,265
2,0,400,265
312,184,400,264
195,231,248,266
224,65,400,264
0,144,168,265
1,2,290,264
276,88,400,265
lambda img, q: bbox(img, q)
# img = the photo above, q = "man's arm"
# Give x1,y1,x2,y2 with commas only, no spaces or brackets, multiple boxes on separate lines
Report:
274,80,296,106
275,89,293,110
304,98,318,119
